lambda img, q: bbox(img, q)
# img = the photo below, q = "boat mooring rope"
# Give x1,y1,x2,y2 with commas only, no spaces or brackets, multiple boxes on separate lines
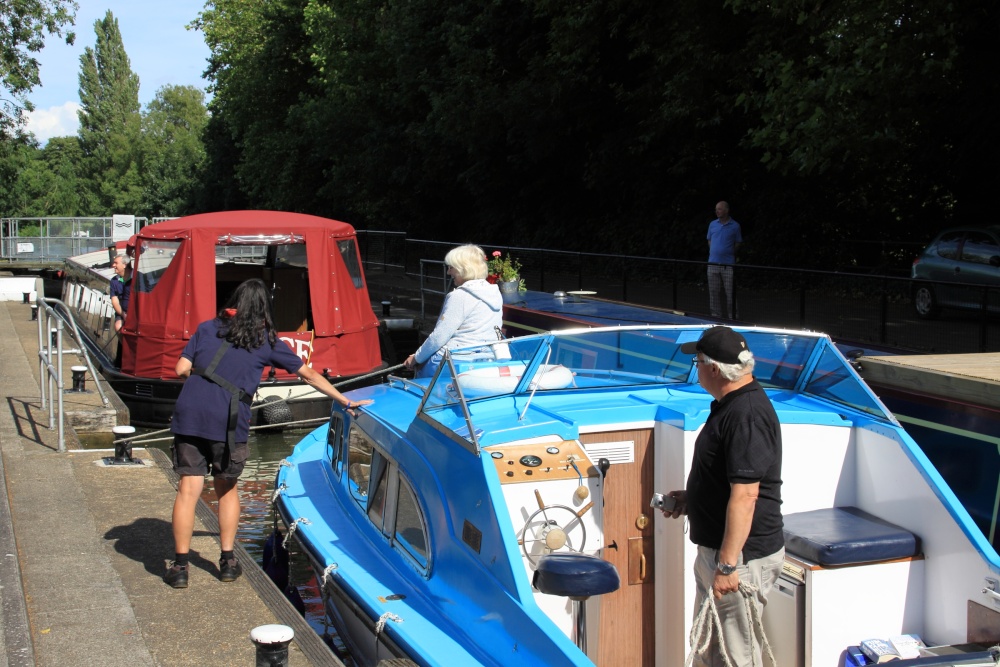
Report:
110,362,407,447
375,612,403,637
271,483,288,504
283,517,311,549
318,563,339,639
685,581,776,667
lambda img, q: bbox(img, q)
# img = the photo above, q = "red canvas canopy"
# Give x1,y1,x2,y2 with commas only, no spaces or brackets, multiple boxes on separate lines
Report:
119,211,381,379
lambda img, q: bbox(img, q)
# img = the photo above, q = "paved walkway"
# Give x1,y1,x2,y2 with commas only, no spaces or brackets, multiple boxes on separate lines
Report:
0,298,335,666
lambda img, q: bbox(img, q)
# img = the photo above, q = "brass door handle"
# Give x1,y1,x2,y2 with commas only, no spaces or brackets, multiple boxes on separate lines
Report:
640,554,646,580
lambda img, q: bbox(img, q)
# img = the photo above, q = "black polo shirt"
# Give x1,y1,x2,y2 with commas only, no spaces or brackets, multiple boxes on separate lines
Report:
686,378,784,561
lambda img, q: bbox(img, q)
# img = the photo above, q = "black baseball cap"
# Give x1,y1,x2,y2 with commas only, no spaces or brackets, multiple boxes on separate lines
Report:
680,326,752,365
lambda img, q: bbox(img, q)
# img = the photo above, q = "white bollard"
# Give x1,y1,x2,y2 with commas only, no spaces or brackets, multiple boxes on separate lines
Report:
250,624,294,667
111,425,137,464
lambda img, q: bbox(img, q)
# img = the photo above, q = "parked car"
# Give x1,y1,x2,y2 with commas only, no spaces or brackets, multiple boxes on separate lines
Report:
911,226,1000,318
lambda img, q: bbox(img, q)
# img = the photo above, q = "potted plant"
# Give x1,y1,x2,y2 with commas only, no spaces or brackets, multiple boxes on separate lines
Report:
486,251,525,301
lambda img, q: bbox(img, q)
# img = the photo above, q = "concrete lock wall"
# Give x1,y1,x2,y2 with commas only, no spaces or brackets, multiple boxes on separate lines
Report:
0,276,42,302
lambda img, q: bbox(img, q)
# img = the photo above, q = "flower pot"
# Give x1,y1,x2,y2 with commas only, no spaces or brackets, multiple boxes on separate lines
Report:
498,280,523,304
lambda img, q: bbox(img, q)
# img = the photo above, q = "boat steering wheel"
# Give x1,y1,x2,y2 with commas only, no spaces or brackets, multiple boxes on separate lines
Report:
519,498,590,567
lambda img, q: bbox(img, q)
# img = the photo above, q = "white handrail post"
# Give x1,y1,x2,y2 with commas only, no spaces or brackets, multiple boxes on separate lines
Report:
55,319,65,452
37,300,47,410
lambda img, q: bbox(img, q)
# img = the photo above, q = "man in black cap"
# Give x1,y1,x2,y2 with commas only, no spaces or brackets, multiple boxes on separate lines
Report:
663,326,784,666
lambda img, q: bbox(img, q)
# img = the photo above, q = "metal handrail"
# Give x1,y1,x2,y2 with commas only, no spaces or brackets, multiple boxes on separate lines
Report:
35,296,111,452
418,259,451,321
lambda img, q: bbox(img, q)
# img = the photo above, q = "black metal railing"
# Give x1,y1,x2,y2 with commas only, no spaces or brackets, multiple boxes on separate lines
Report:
371,236,1000,354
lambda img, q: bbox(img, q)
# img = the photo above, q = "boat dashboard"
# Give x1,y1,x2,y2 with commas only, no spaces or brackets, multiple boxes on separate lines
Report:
484,440,598,485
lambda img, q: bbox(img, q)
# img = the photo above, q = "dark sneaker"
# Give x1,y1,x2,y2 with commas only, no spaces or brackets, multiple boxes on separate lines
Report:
164,561,189,589
219,556,242,583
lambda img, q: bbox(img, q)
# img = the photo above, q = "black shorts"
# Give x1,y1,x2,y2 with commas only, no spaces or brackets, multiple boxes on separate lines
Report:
171,435,249,479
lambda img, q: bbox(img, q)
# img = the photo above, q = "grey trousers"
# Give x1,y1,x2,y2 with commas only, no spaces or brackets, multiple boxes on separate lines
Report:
707,264,737,319
692,545,785,667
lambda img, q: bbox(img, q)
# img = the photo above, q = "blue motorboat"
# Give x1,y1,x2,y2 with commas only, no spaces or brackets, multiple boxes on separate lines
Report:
274,325,1000,666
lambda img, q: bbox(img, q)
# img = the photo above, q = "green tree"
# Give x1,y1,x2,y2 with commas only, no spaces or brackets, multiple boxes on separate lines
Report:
1,0,77,140
139,84,208,216
732,0,1000,244
191,0,998,268
194,0,326,212
77,10,141,215
12,136,86,215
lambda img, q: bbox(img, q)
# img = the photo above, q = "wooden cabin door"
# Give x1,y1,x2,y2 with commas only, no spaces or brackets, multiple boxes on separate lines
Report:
581,428,656,667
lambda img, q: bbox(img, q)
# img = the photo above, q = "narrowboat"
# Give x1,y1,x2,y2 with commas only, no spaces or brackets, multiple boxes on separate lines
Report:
60,211,383,427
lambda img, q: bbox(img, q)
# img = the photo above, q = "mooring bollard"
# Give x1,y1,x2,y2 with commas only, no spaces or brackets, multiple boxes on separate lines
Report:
250,624,294,667
70,366,88,392
381,300,391,316
30,304,38,321
22,292,30,304
110,425,137,465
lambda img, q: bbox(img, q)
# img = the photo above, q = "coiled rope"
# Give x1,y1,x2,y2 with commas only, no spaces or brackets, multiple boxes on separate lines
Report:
685,581,776,667
111,362,406,447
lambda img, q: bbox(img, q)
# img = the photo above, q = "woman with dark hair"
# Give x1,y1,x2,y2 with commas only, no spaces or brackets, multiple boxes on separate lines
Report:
164,279,372,588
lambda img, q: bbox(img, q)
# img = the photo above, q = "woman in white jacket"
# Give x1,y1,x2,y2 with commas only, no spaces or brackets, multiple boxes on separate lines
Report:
404,244,503,378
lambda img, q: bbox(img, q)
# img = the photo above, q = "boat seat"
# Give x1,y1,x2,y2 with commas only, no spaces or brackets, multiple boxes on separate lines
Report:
532,553,620,599
782,506,921,566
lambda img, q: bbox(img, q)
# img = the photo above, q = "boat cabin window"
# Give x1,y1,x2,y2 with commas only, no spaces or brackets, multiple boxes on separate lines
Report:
274,244,307,268
347,425,375,504
337,239,364,289
133,240,181,294
326,414,345,477
366,457,389,529
394,475,429,569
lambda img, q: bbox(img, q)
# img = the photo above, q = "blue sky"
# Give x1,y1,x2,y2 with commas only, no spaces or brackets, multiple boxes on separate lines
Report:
25,1,211,144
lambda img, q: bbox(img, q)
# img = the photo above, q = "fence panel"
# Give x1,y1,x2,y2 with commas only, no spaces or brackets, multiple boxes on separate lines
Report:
395,237,1000,354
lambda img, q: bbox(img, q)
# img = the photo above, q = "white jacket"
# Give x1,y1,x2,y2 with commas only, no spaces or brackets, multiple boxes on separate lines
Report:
414,279,503,364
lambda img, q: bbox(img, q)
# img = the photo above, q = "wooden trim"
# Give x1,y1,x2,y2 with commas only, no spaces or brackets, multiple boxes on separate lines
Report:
785,552,925,572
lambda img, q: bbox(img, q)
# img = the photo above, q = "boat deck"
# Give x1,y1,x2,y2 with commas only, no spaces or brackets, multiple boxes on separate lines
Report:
859,353,1000,410
0,298,340,666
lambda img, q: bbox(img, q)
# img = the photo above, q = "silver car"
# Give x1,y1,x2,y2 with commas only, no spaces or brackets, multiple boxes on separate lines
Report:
911,226,1000,318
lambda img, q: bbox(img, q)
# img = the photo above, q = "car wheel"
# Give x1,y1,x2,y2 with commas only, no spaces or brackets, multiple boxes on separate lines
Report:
913,285,939,319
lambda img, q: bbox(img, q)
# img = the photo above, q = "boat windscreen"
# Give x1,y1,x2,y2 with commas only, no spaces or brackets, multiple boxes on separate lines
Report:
425,329,695,406
737,331,818,391
803,344,893,420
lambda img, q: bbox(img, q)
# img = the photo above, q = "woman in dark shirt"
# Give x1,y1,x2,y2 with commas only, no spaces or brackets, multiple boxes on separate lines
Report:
164,279,372,588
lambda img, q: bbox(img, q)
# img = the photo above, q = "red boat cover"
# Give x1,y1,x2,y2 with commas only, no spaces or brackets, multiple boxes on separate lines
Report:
119,211,381,379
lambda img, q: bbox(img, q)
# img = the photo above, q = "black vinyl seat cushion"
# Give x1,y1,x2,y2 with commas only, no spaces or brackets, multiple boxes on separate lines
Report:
783,506,921,566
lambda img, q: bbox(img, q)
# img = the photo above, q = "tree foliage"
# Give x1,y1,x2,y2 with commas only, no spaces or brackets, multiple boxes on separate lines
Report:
187,0,997,268
7,1,997,272
77,10,141,214
140,85,209,216
10,136,86,215
0,0,77,139
3,12,209,220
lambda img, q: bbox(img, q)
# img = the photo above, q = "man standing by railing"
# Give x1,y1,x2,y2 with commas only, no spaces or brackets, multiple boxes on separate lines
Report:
706,201,742,319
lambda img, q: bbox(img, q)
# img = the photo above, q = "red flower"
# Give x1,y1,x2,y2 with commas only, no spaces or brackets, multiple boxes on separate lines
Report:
486,274,498,284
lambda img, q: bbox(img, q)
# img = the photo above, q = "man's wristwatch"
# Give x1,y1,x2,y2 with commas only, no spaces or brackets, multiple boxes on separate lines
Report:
716,561,738,576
